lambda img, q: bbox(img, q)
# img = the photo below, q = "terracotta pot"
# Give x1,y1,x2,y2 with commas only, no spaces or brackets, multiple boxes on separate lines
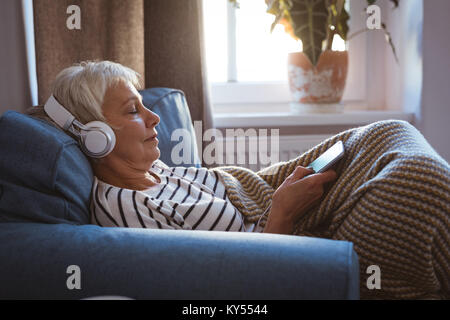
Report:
288,50,348,112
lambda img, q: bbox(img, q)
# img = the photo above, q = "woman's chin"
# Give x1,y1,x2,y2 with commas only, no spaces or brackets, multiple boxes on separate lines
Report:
152,147,161,162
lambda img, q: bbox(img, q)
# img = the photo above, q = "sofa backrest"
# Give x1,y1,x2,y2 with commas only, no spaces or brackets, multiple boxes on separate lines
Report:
139,88,201,168
0,111,92,225
0,87,200,225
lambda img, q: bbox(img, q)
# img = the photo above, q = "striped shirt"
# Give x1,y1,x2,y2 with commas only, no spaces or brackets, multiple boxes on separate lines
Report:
90,160,261,232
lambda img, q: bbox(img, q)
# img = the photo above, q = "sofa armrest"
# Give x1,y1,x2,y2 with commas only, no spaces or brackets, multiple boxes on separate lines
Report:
0,223,359,299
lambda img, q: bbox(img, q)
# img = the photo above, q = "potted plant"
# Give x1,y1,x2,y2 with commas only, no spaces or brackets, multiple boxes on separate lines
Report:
229,0,400,113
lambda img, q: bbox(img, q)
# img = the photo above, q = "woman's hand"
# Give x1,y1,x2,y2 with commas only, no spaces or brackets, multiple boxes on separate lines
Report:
263,166,337,234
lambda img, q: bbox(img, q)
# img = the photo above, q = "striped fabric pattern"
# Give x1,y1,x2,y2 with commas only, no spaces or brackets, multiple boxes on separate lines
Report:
90,161,247,232
214,120,450,299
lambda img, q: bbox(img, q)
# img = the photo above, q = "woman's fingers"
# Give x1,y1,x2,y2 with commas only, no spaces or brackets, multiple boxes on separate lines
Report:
317,170,337,183
271,168,338,224
291,166,314,180
300,169,337,185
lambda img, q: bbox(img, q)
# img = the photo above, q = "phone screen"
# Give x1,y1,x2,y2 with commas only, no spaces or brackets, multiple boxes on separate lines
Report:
309,141,344,173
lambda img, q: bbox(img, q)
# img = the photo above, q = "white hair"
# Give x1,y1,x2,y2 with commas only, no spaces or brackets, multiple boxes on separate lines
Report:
53,60,142,125
24,60,142,163
25,60,142,130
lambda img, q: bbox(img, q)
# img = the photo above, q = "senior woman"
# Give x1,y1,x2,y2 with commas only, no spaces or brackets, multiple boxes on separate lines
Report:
25,61,449,300
28,60,336,234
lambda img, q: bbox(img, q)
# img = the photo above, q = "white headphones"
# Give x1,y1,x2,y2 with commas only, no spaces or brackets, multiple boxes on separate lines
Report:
44,95,116,158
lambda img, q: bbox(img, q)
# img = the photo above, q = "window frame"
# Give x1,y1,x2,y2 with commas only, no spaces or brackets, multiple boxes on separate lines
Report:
207,0,371,109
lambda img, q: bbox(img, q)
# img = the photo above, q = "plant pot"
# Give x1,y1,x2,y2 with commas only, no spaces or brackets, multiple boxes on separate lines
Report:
287,50,348,113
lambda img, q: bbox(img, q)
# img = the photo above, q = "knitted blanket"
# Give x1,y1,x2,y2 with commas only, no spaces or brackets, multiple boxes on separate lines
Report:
213,120,449,299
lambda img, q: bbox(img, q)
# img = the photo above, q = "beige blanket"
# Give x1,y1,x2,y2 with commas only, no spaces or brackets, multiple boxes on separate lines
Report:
215,120,450,299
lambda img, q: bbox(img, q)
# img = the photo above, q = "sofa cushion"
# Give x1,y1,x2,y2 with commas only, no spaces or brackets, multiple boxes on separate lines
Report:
140,88,201,168
0,111,93,225
0,88,201,225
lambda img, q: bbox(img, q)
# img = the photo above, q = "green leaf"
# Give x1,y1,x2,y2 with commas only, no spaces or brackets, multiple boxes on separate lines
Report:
336,0,345,15
335,7,349,41
289,0,329,66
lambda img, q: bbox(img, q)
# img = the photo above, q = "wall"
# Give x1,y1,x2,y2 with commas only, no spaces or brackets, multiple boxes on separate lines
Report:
421,0,450,162
0,0,34,115
384,0,423,115
384,0,449,162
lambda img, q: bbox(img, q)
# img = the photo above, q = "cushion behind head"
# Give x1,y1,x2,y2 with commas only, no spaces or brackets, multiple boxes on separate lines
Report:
0,111,93,225
0,88,200,225
140,88,201,168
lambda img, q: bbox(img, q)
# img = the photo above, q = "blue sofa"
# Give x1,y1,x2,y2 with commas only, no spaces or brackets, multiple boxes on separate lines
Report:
0,88,359,299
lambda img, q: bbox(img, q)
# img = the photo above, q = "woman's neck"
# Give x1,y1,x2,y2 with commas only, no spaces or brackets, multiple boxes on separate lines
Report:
92,159,160,191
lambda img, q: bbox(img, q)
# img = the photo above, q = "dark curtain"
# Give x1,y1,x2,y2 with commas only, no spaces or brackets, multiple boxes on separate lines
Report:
33,0,213,136
143,0,213,132
33,0,145,103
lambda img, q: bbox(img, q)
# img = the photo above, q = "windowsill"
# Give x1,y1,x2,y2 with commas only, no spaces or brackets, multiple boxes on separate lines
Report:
213,103,415,128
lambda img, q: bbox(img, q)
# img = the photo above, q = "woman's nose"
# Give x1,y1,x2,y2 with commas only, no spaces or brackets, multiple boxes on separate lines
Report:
145,108,160,128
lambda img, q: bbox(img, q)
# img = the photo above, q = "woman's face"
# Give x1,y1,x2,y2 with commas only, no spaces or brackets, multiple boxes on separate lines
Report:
101,80,160,170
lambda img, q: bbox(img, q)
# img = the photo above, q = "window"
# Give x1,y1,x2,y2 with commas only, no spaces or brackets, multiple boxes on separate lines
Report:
203,0,370,110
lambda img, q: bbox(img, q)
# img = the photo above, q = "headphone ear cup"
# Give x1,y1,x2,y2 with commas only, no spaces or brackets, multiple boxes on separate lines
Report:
81,121,116,158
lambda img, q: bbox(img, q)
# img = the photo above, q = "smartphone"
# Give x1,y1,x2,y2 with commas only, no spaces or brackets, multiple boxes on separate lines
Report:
307,141,345,173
